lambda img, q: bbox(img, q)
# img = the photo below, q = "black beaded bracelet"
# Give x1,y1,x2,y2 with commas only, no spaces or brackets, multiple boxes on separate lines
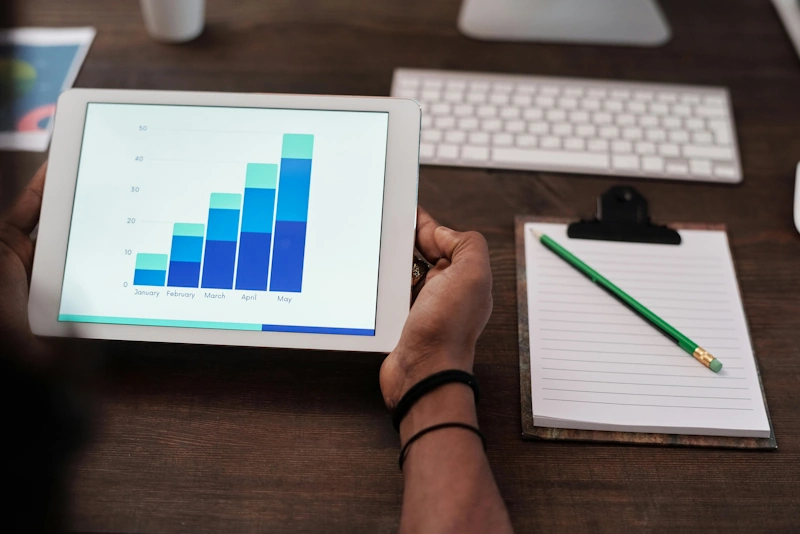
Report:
391,370,480,431
399,422,486,470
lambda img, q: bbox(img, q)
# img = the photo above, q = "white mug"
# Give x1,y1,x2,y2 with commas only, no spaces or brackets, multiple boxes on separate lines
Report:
140,0,205,43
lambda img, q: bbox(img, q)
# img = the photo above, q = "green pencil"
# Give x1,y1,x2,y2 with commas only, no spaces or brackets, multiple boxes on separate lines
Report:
530,228,723,373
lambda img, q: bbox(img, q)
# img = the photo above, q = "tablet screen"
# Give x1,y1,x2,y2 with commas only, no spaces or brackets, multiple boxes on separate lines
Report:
58,103,389,336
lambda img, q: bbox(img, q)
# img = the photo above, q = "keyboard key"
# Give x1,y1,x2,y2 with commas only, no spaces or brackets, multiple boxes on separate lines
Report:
422,80,443,90
588,139,608,152
462,145,489,161
663,117,681,129
570,111,590,123
581,99,601,111
500,107,520,119
443,91,463,103
639,116,659,127
695,105,727,118
622,127,644,140
685,118,704,131
445,131,466,144
523,108,543,120
604,100,624,112
454,104,474,117
445,80,467,91
481,119,502,132
714,165,737,178
513,94,532,106
689,159,713,175
492,147,609,169
431,103,451,116
692,131,713,144
490,93,510,105
505,120,526,133
650,103,669,115
587,88,607,98
634,91,654,101
421,90,440,101
477,105,497,118
635,142,656,155
616,114,637,126
469,132,490,145
680,94,701,104
422,130,443,143
669,130,689,143
713,128,732,146
529,122,550,134
558,97,578,109
553,123,573,136
593,112,613,125
517,84,537,93
437,144,459,159
536,96,556,107
672,104,691,116
658,143,680,157
493,82,513,93
645,129,666,142
541,136,562,149
546,109,567,121
469,81,489,91
467,92,487,104
396,89,417,99
421,115,433,128
398,78,419,89
563,87,584,97
576,124,597,137
611,89,631,99
599,126,620,138
540,85,560,95
435,116,455,129
666,162,689,174
683,145,734,160
642,156,665,172
612,140,633,153
657,92,677,103
493,133,514,146
612,155,640,170
420,143,435,159
564,138,585,151
458,117,479,130
516,135,538,147
627,101,646,113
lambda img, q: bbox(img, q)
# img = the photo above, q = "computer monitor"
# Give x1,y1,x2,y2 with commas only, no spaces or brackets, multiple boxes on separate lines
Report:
458,0,671,47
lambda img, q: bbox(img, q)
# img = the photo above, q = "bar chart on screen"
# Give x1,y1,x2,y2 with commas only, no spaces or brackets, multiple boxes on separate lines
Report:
133,134,314,295
58,103,389,335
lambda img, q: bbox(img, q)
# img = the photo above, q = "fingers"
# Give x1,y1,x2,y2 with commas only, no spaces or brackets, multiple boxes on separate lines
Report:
434,226,491,271
415,206,444,263
2,161,47,235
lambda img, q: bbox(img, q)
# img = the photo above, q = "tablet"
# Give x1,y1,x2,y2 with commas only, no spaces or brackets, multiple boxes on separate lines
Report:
29,89,420,352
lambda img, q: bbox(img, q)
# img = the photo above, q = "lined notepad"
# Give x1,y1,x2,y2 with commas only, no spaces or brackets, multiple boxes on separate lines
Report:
524,223,771,438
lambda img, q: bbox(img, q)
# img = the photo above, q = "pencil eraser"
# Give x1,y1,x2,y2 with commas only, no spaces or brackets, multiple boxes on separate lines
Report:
710,359,723,373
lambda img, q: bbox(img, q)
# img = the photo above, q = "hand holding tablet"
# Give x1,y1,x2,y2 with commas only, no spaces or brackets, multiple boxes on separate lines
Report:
28,90,421,352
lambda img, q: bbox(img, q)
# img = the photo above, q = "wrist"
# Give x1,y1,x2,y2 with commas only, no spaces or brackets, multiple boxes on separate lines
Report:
399,383,478,443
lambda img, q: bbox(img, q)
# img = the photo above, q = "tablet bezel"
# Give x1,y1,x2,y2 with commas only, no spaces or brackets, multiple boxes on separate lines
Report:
29,89,420,353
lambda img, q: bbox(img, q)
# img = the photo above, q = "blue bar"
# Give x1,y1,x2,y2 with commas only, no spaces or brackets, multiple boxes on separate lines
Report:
201,195,241,290
202,240,238,289
134,269,166,286
168,261,201,288
275,159,312,222
168,234,203,288
236,185,276,291
270,155,312,293
236,231,273,290
269,221,307,292
260,324,375,336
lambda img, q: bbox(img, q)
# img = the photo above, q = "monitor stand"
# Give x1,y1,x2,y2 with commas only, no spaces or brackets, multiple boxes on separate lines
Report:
458,0,671,47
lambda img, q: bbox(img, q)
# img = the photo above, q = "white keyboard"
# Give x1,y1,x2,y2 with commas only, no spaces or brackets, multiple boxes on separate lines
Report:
391,69,743,183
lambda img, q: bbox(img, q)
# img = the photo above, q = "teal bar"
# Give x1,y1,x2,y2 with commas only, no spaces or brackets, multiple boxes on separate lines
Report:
135,253,168,271
209,193,242,210
173,223,205,237
281,134,314,159
57,314,262,331
245,163,278,189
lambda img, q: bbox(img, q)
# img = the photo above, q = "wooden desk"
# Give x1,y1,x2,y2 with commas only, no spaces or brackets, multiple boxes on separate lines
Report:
9,0,800,531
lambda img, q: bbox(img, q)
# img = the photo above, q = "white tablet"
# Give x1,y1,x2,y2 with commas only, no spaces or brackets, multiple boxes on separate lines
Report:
29,89,421,352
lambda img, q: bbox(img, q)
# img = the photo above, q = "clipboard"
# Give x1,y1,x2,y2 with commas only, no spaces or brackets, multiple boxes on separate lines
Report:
516,187,776,449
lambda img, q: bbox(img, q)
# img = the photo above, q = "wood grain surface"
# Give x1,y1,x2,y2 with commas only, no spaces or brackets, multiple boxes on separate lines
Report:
5,0,800,532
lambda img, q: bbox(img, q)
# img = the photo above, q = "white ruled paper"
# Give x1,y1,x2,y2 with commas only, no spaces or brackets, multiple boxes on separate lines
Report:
525,223,770,438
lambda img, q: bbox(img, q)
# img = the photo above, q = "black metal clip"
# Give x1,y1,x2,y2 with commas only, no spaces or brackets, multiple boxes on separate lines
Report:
567,186,681,245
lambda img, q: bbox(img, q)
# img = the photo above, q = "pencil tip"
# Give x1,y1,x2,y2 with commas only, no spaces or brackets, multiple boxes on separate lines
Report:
529,228,542,239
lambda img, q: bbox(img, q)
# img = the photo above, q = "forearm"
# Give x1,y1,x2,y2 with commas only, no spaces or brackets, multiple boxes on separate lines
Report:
398,384,513,534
